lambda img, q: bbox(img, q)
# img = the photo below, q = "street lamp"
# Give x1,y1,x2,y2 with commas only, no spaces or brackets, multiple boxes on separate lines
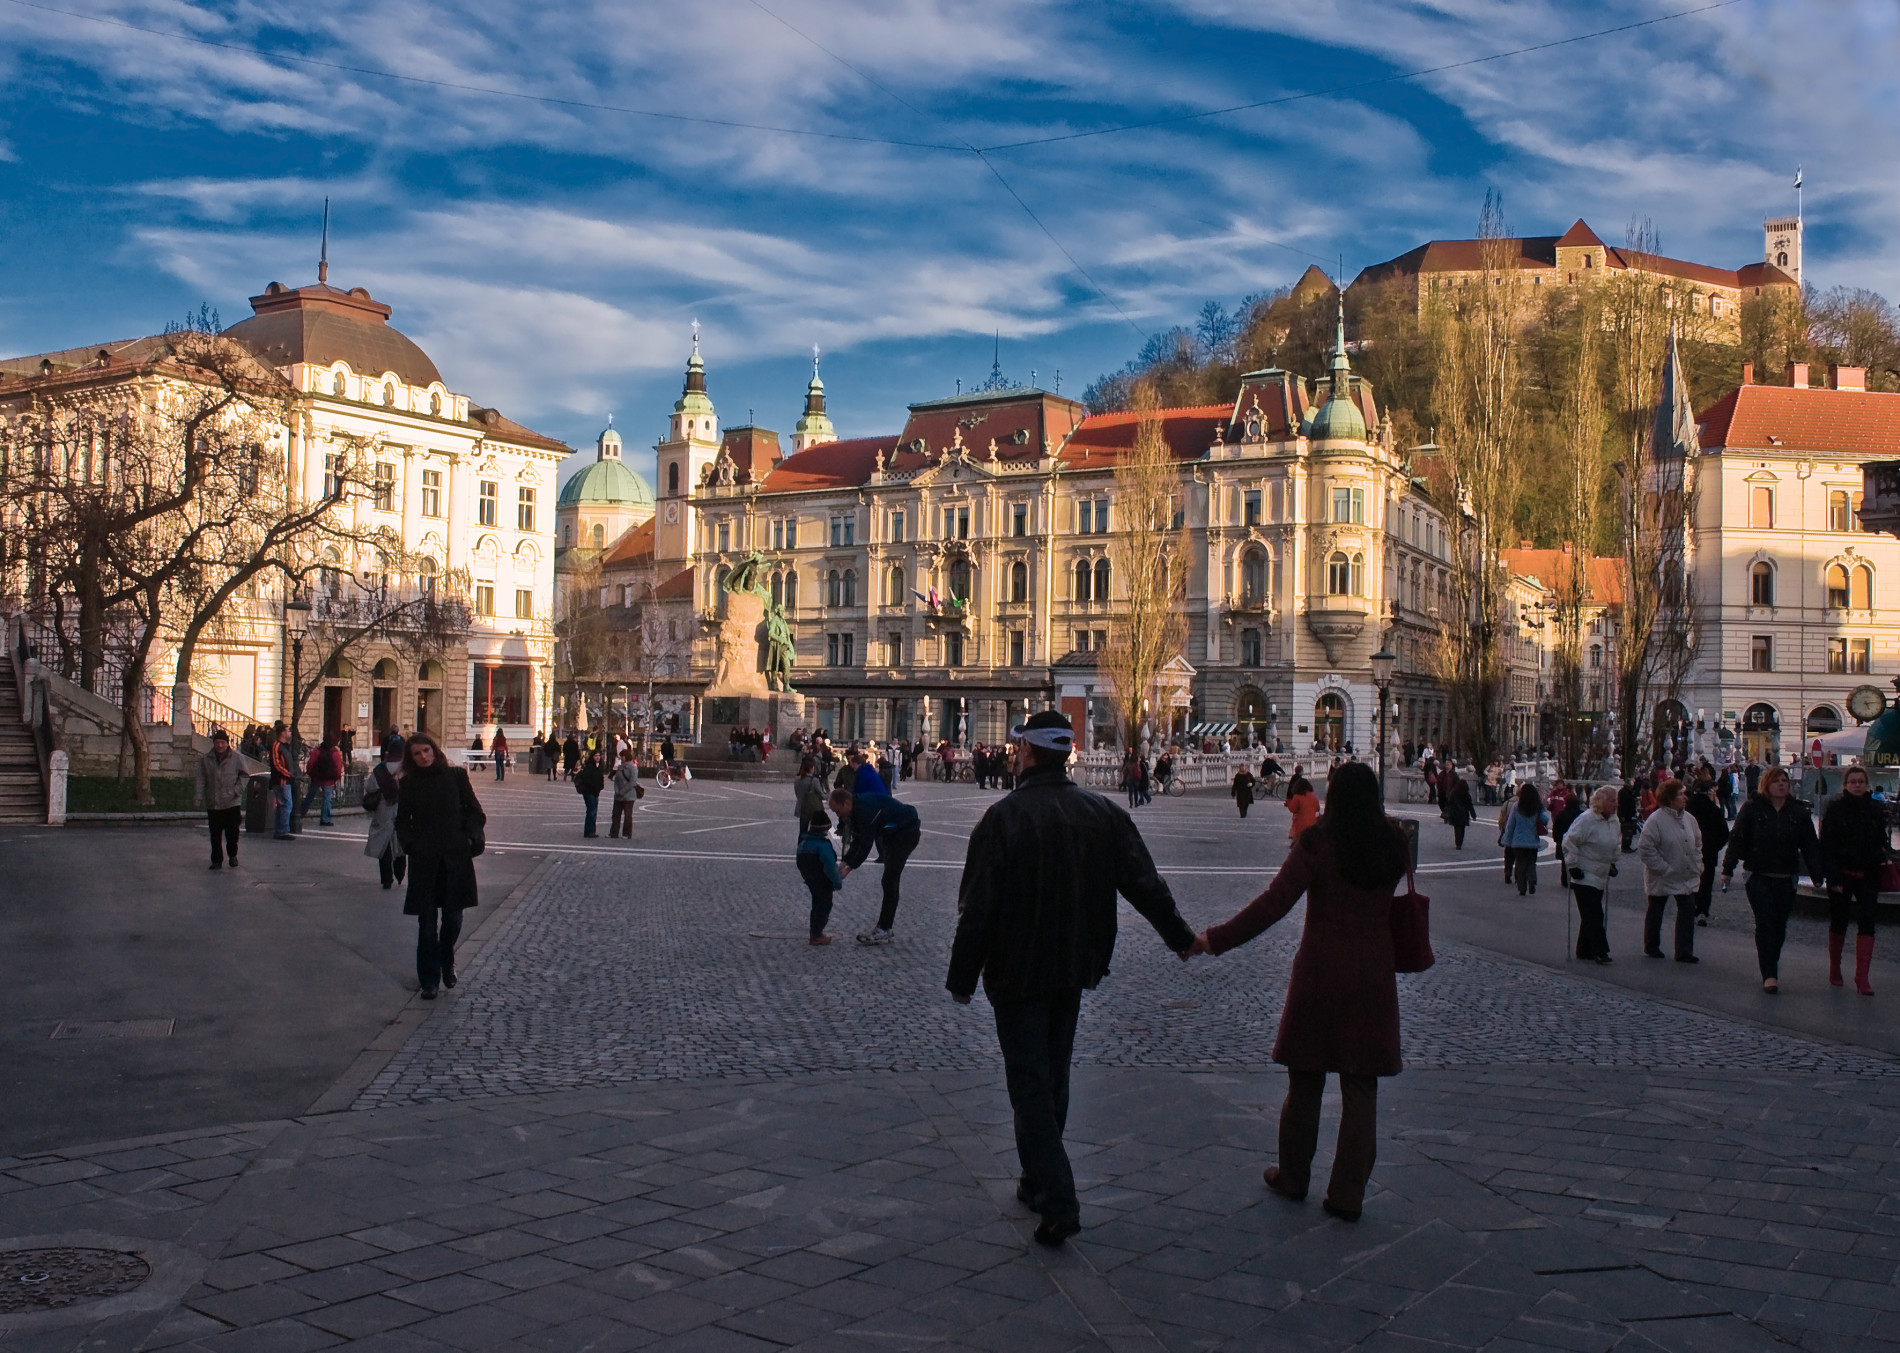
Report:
1369,643,1398,801
284,595,312,739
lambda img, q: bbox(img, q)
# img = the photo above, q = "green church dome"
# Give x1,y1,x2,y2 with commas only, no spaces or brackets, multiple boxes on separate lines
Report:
558,457,654,509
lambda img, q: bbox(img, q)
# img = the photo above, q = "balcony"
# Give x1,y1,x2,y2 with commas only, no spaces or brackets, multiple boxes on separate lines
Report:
924,600,970,626
1302,594,1368,666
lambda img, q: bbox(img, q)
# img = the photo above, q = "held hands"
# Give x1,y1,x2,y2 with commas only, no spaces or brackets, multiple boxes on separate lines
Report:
951,992,971,1005
837,865,852,880
1178,932,1212,961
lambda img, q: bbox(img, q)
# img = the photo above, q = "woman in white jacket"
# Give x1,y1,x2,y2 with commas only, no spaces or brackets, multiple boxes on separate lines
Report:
1561,786,1622,963
1636,779,1703,963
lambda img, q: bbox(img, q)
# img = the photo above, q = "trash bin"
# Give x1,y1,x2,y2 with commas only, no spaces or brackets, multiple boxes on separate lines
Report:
244,773,272,834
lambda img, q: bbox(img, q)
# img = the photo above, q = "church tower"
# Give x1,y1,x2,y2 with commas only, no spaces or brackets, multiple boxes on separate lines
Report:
791,347,837,453
655,332,721,564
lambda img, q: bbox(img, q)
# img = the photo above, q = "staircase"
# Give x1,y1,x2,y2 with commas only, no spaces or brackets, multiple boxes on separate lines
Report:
0,671,47,824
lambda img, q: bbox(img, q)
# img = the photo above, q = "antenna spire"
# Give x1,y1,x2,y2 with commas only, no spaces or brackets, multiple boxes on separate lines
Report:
318,197,329,283
1794,165,1803,222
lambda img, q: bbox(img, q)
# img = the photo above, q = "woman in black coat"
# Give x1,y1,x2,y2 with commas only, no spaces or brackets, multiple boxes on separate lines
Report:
394,732,486,998
1820,766,1887,994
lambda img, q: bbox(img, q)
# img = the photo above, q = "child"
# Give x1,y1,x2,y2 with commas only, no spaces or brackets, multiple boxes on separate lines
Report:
796,811,843,946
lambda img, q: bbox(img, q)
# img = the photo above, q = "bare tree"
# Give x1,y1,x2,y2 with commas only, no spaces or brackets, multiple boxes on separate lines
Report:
554,551,615,727
1551,293,1608,777
288,567,475,738
1098,381,1187,746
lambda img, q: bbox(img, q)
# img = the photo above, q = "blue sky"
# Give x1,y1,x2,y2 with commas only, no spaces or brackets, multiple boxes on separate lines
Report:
1,0,1894,494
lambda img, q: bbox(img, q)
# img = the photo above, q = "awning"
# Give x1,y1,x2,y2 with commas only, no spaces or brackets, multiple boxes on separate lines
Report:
1185,721,1238,737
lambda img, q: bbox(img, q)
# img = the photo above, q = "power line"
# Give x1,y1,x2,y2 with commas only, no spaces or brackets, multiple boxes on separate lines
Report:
977,1,1744,151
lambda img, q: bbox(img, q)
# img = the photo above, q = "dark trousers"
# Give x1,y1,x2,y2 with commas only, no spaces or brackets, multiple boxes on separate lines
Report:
415,906,463,991
1694,859,1718,917
874,826,920,931
377,848,407,889
1744,873,1797,978
1619,818,1637,852
1279,1070,1379,1212
992,990,1083,1223
206,807,241,864
1238,801,1251,818
1451,822,1466,849
1506,846,1538,892
582,794,599,836
1644,893,1696,958
610,799,635,837
1829,875,1880,937
796,854,835,939
1572,884,1609,959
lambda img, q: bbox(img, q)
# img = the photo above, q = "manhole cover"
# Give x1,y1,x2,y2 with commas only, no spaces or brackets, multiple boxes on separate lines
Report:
49,1020,175,1040
0,1248,151,1313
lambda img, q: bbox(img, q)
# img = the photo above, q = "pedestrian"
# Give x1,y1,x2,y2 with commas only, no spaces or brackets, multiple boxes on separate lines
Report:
301,731,344,826
574,751,605,837
197,728,245,869
1482,758,1502,806
1685,779,1729,925
1616,777,1639,852
610,747,642,838
338,726,355,761
1499,783,1548,895
796,810,843,946
830,782,922,946
1422,755,1439,805
1442,773,1473,849
1122,750,1141,809
1232,766,1256,818
850,748,885,799
1718,764,1737,820
492,727,509,781
269,722,296,840
1721,765,1822,994
1562,786,1621,963
1637,779,1703,964
381,725,404,762
562,733,581,779
1260,753,1284,797
1745,758,1762,801
362,746,406,889
1820,765,1884,995
1186,762,1410,1223
394,732,486,999
1285,774,1319,842
946,711,1196,1246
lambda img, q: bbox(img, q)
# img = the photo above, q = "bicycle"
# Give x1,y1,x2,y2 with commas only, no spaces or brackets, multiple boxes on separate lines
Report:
1162,774,1186,797
654,760,691,789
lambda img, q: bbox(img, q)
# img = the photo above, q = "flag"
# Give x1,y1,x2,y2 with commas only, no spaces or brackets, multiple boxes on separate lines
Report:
1794,167,1803,190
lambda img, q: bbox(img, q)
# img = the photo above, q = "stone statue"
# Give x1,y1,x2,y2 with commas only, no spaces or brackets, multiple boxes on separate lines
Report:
719,551,797,694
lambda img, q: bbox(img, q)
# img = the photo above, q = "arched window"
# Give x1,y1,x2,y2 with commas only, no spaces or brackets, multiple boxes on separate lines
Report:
1241,548,1267,605
888,565,906,606
1328,551,1351,595
1588,643,1602,670
1808,705,1843,734
1010,560,1028,603
784,570,797,610
667,462,680,496
1826,563,1849,608
1075,559,1092,602
1314,693,1346,750
1093,558,1110,602
1750,560,1775,606
590,522,605,548
714,565,730,616
842,569,857,607
419,555,438,597
1852,564,1873,610
949,558,972,602
770,571,784,608
827,569,842,608
1830,491,1852,532
1351,552,1365,596
373,658,399,681
383,382,395,405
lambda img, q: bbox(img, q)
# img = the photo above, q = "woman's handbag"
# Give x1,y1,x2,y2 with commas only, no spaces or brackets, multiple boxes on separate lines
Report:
1391,864,1435,973
1878,858,1900,894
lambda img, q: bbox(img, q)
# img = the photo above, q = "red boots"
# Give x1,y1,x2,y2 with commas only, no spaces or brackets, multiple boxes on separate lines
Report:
1856,935,1876,997
1830,931,1846,987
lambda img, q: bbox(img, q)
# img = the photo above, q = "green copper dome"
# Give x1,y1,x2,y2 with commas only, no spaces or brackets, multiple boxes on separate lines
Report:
674,343,715,418
1304,297,1368,442
558,457,654,509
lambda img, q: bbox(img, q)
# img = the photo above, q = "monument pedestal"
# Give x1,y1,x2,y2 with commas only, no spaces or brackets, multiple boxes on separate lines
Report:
701,692,814,751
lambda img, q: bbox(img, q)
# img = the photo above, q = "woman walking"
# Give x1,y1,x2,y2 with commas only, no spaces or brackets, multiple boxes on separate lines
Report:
1232,766,1257,819
362,743,406,890
1563,786,1622,963
1187,763,1409,1221
1722,766,1823,994
573,751,606,838
1499,784,1549,894
491,728,509,781
1637,779,1703,964
1442,774,1473,850
1820,765,1885,994
1284,774,1319,842
394,732,485,999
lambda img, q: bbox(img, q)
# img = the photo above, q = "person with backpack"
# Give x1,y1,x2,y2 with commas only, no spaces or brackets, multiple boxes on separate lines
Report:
1722,765,1823,994
792,755,827,837
573,751,606,838
1499,783,1549,894
795,811,844,946
301,731,345,827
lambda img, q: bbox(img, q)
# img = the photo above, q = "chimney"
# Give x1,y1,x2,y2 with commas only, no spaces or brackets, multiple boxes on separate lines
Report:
1786,361,1809,389
1519,540,1533,550
1830,364,1867,392
1740,361,1753,386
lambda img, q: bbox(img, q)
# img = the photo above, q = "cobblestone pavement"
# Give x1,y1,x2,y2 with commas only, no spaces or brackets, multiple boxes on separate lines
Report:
6,775,1900,1351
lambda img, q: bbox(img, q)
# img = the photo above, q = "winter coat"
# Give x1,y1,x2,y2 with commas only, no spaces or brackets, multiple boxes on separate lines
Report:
796,829,843,890
852,763,887,799
1561,810,1622,891
793,774,826,820
839,792,921,869
947,766,1194,1002
1685,793,1730,864
1205,830,1403,1078
612,761,642,802
1500,807,1549,849
1821,793,1888,882
306,745,344,786
269,739,294,786
1636,806,1703,897
1442,782,1473,829
1723,796,1822,882
395,763,485,914
1231,771,1256,807
362,762,403,861
198,748,246,811
573,761,605,798
1286,790,1319,840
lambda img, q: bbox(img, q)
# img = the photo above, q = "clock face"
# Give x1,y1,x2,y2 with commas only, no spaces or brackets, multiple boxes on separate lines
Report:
664,502,680,524
1849,684,1887,722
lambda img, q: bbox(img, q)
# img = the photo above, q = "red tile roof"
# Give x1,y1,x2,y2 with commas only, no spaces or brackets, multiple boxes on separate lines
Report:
757,436,900,493
1354,221,1798,295
600,516,655,567
1555,219,1606,249
653,568,695,600
1064,405,1233,465
1697,384,1900,456
720,426,782,483
1499,547,1625,608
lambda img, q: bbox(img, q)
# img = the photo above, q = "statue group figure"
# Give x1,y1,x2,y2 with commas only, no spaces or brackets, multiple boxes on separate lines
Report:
722,550,797,694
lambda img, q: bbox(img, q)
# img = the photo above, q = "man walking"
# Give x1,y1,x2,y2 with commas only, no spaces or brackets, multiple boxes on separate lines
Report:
830,782,921,946
269,722,297,840
198,729,245,869
301,731,344,826
946,711,1195,1246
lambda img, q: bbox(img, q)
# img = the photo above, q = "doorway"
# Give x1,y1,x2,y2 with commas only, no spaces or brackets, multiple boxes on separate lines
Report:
321,686,346,741
1314,693,1346,751
372,686,396,740
416,688,443,735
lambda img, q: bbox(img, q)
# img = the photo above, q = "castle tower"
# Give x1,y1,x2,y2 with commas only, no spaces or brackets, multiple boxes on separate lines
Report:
791,347,837,453
1764,215,1801,287
655,331,721,564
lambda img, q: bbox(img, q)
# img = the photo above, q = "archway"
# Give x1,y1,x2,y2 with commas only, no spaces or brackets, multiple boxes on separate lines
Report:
1314,692,1346,751
1236,687,1269,747
1742,702,1780,764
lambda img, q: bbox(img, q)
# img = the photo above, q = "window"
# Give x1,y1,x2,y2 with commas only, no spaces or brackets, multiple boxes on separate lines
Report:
1750,561,1775,606
1012,503,1028,536
1827,564,1850,608
784,570,797,609
1244,490,1262,525
619,585,632,608
946,632,964,666
667,462,680,496
1831,491,1852,532
1240,628,1262,666
1241,549,1267,605
1852,638,1872,673
517,487,536,532
1078,497,1108,533
1093,558,1110,602
826,633,855,666
1589,643,1602,669
1073,629,1090,652
323,452,344,500
1328,551,1352,595
1010,631,1025,666
890,510,905,543
1351,552,1365,595
842,569,857,607
716,522,730,553
770,571,784,608
471,664,531,725
1750,485,1774,529
421,469,442,517
948,558,972,602
1856,492,1873,532
475,585,495,616
827,569,842,607
941,506,969,540
1332,486,1365,524
885,633,903,666
1010,560,1028,603
771,519,784,550
888,565,906,606
478,480,498,526
374,462,395,511
1074,559,1092,602
1750,635,1773,671
515,589,533,619
829,514,855,546
1829,638,1848,674
1852,565,1873,610
1094,629,1107,652
418,556,437,597
591,523,605,548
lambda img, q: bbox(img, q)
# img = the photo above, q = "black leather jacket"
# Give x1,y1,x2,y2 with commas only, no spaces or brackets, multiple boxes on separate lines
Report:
947,766,1194,1002
1722,795,1821,882
1821,792,1888,880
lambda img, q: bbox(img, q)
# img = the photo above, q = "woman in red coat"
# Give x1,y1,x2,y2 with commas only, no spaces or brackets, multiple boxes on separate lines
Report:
1188,762,1408,1220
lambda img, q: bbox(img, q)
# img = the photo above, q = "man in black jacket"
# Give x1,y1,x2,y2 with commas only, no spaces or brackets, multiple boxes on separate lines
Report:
947,711,1195,1246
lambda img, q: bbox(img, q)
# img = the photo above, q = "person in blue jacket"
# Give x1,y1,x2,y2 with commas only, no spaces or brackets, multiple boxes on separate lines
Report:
830,784,923,946
795,811,844,946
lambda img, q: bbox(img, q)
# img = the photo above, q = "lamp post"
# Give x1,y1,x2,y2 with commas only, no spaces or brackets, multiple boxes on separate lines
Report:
284,595,312,741
1370,643,1398,802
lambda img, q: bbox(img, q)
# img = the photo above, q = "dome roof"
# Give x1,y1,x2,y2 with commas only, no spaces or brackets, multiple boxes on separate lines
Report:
224,281,442,387
559,458,654,509
1307,390,1367,442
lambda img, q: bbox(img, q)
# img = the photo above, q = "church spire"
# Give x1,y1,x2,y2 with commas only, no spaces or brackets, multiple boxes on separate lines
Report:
793,343,837,451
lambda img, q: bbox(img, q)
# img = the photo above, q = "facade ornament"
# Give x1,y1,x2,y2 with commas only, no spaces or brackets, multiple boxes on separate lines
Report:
874,447,886,472
952,426,964,453
1212,421,1225,448
987,437,999,461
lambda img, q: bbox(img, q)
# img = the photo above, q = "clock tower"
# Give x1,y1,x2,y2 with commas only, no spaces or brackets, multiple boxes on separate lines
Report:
1764,214,1801,287
655,333,720,565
